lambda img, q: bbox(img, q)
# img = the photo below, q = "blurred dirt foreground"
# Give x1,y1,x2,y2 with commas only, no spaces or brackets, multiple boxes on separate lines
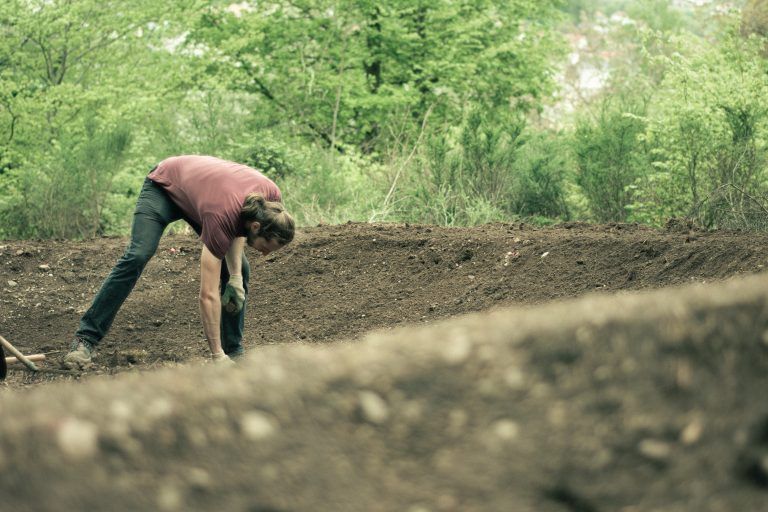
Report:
2,271,768,511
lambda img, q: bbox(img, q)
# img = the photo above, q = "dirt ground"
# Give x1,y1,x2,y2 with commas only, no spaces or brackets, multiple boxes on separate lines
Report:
2,222,768,512
0,221,766,388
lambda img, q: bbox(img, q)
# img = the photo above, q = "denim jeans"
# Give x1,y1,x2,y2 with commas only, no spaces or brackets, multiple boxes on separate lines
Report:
76,177,250,356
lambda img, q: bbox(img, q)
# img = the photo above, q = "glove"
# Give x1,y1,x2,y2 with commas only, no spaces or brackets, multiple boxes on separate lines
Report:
221,275,245,315
211,351,234,364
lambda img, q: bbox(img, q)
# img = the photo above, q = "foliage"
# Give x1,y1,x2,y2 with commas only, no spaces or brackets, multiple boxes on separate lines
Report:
511,131,572,219
396,110,571,225
0,0,193,237
0,118,133,238
574,96,649,222
629,27,768,228
281,151,386,226
187,0,565,152
3,0,768,239
395,111,525,225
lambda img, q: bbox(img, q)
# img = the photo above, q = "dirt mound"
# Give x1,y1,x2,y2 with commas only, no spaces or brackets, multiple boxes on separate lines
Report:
1,271,768,511
1,222,766,389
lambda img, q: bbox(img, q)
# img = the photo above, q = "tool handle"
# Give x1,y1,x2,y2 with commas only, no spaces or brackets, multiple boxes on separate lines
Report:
5,353,46,365
0,335,39,371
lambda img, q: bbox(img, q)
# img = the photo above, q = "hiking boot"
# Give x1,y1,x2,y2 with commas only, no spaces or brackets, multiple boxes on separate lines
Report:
63,338,95,369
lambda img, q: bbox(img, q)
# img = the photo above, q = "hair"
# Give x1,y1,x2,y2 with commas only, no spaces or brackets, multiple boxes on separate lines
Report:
241,194,295,245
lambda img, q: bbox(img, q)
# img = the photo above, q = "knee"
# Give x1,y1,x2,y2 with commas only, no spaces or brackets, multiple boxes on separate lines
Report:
124,246,155,268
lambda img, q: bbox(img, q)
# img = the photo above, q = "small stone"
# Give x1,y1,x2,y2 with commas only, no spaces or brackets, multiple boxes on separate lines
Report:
146,398,173,420
7,280,17,287
638,439,672,462
547,403,567,426
442,334,471,364
541,251,550,259
109,400,133,420
157,483,182,511
186,467,212,490
447,409,468,436
240,411,277,440
57,417,99,459
358,391,389,424
680,419,704,445
38,264,50,271
504,368,525,389
492,419,519,441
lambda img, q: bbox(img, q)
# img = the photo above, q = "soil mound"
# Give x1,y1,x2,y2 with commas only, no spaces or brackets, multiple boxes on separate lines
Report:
1,222,766,388
1,272,768,511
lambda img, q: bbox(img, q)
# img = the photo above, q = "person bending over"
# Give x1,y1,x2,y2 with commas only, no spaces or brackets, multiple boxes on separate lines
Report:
63,155,295,368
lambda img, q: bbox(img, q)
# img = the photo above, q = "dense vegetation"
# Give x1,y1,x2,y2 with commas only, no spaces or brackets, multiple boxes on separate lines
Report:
1,0,766,238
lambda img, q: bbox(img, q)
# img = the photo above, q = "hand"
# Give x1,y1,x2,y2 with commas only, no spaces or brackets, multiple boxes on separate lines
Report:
211,351,234,364
221,275,245,315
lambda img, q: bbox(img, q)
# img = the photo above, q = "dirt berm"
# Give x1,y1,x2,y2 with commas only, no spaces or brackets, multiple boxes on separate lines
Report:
2,272,768,511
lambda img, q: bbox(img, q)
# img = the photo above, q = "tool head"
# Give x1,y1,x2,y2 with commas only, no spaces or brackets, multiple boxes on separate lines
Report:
0,344,6,380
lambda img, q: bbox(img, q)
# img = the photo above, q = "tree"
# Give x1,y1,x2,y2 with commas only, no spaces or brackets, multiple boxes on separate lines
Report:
187,0,565,153
0,0,193,237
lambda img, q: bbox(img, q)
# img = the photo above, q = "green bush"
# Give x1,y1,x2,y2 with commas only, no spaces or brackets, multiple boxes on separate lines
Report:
631,28,768,228
399,110,527,226
574,97,648,222
0,118,133,238
511,132,572,219
281,149,386,226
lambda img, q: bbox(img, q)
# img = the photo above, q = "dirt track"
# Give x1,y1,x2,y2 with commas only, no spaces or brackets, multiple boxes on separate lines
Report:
1,222,768,511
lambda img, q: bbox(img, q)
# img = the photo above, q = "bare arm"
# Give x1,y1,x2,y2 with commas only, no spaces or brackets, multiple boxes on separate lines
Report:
200,245,223,355
224,236,246,277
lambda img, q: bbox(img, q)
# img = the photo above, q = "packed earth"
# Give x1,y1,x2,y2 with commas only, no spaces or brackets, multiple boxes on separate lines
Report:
1,222,768,511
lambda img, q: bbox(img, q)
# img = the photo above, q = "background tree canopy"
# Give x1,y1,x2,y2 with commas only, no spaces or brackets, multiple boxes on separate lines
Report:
0,0,766,238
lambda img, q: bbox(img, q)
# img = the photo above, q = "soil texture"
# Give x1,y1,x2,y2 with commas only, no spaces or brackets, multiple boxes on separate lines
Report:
0,221,766,388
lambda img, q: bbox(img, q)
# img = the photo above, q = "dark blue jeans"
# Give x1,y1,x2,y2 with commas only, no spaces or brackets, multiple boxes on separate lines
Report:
76,177,250,356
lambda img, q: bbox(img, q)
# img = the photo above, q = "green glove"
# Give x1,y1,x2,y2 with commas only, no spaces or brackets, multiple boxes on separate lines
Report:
221,275,245,315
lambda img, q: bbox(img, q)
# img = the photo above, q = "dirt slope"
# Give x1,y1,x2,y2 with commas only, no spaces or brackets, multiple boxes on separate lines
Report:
0,222,766,388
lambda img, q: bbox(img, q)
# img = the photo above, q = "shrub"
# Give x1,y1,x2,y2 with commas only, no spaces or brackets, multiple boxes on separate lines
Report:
511,132,572,219
574,97,649,222
400,110,527,226
632,28,768,228
0,118,133,238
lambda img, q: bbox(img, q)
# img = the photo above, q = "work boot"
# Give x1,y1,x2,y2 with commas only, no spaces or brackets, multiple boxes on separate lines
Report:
63,337,95,369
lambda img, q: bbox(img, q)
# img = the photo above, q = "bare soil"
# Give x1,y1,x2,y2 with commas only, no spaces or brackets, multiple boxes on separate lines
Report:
0,221,765,389
2,222,768,512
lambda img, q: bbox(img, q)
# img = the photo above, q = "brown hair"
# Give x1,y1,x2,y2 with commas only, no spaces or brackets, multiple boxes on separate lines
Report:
241,194,295,245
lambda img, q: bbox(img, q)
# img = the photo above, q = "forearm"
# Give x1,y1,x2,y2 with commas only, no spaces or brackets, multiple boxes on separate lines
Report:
225,237,245,276
199,293,222,354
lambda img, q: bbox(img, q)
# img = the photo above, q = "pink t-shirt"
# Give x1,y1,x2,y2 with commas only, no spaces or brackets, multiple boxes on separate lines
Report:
148,155,282,259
